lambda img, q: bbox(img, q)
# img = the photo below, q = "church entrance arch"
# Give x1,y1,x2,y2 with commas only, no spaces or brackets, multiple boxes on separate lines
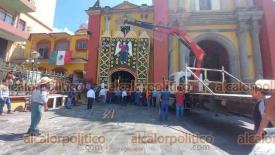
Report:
109,68,136,90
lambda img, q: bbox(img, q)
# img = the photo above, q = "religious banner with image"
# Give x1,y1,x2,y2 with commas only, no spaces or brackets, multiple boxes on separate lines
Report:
110,38,138,69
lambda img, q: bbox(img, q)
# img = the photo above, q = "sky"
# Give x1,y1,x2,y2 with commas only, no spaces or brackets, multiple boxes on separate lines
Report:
53,0,152,34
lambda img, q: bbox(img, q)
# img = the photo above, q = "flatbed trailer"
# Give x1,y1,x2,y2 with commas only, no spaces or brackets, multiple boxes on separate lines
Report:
171,66,262,118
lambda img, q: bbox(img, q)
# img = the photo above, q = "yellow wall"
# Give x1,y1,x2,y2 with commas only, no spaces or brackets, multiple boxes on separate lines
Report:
172,36,180,72
101,11,154,37
246,33,255,79
38,63,85,73
2,99,25,112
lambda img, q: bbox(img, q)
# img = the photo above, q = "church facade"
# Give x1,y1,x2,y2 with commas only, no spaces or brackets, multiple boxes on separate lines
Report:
86,1,154,87
85,0,264,86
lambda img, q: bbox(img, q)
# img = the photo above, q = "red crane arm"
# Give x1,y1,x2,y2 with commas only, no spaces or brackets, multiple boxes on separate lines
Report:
124,20,205,77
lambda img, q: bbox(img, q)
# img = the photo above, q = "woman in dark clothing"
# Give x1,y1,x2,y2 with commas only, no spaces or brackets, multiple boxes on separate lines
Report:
141,89,147,106
135,89,141,105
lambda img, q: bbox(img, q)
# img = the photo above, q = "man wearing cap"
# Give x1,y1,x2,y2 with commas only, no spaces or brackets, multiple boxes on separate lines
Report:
27,77,52,136
253,80,275,139
252,86,268,132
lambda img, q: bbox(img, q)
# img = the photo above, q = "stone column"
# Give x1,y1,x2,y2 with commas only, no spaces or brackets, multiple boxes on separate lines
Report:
104,15,111,33
251,18,263,79
168,35,174,76
237,21,249,81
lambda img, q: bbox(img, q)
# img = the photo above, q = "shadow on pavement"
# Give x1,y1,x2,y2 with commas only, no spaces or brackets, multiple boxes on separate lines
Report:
0,133,25,141
52,102,254,154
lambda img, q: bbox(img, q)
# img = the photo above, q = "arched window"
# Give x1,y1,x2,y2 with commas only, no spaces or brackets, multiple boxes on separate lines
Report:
55,40,69,51
36,40,50,59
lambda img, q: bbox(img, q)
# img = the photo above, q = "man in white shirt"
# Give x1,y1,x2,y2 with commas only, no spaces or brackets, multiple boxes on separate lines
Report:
87,87,95,109
122,88,128,106
0,79,11,115
99,86,108,104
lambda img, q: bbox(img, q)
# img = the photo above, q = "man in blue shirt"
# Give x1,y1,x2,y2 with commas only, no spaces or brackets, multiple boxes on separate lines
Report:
152,88,159,107
160,87,170,121
66,86,75,109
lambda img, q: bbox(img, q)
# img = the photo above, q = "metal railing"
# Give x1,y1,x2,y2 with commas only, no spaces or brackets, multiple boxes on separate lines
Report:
0,59,71,96
184,66,252,98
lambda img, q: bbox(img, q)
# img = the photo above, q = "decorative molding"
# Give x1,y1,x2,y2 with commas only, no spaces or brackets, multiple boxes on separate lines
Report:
186,29,236,33
169,9,263,26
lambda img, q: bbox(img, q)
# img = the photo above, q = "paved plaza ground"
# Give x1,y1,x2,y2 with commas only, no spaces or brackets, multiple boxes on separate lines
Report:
0,103,255,155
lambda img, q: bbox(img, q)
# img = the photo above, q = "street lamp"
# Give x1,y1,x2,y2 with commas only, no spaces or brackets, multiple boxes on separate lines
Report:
31,50,40,59
25,50,40,71
25,50,40,85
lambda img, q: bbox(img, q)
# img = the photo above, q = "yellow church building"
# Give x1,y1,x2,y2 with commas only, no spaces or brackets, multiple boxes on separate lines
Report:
85,0,263,87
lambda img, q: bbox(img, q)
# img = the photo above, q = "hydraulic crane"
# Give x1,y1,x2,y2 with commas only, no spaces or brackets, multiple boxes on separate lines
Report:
125,21,275,140
124,20,205,77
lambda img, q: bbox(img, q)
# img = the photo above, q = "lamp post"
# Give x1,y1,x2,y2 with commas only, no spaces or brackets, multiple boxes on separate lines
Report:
31,50,40,71
25,50,40,85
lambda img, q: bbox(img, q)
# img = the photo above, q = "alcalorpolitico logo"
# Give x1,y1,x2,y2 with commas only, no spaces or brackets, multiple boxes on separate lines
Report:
132,131,214,145
24,133,105,145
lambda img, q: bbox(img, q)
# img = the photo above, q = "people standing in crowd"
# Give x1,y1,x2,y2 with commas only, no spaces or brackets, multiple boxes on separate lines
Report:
6,71,15,91
66,86,75,109
0,79,12,115
131,89,136,105
85,82,92,93
72,85,77,106
115,88,121,104
87,87,95,110
141,88,147,106
147,89,152,107
252,86,269,133
99,86,108,104
76,84,83,102
252,79,275,139
175,86,185,119
151,88,158,108
106,88,112,104
27,77,52,136
160,86,171,121
135,88,141,105
122,88,128,106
